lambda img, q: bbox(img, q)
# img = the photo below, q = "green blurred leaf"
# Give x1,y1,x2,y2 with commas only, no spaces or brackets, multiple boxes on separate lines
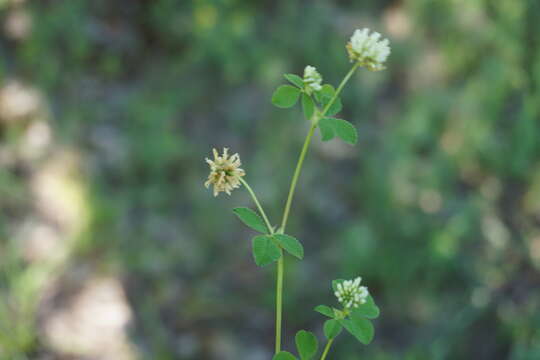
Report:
339,317,374,345
318,117,335,141
252,235,281,266
273,234,304,259
233,207,268,233
331,118,357,145
284,74,304,88
272,85,301,108
352,295,380,319
314,305,334,318
302,93,315,120
324,319,343,340
295,330,318,360
321,118,357,145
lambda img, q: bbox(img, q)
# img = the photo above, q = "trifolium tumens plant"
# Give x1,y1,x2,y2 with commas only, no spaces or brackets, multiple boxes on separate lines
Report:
205,28,390,359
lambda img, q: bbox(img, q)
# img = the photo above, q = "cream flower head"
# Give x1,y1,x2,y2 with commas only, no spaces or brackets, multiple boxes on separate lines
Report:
205,148,245,196
303,65,323,94
334,277,369,309
346,28,390,71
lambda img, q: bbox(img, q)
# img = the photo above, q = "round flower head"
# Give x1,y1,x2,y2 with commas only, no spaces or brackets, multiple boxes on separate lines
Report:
205,148,245,196
346,28,390,71
334,277,369,309
303,65,323,94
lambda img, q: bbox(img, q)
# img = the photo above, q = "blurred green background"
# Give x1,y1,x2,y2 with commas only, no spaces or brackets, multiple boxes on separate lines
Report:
1,0,540,359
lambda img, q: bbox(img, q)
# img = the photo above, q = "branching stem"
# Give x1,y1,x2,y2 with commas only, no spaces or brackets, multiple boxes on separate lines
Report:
274,63,359,354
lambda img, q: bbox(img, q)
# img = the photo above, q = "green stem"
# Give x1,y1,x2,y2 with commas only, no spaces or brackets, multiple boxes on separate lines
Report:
240,178,274,234
280,62,359,233
279,123,317,231
321,63,359,117
275,255,284,353
320,338,334,360
274,63,359,354
239,177,283,353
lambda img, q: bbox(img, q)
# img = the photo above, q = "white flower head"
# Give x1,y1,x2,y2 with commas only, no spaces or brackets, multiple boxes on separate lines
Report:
303,65,323,94
347,28,391,71
334,277,369,309
205,148,245,196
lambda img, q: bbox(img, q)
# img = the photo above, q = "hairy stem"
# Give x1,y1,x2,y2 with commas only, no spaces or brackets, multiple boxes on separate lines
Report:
320,338,334,360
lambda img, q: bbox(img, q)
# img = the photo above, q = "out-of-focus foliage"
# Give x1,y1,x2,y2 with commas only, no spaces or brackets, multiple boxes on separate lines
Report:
1,0,539,359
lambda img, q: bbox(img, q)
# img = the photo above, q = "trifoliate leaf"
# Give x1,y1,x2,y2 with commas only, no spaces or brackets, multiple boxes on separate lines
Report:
295,330,318,360
284,74,305,88
314,305,334,318
273,234,304,259
324,319,343,340
351,295,380,319
339,317,374,345
273,351,298,360
252,235,281,267
272,85,301,108
318,117,335,141
302,93,315,121
233,207,268,233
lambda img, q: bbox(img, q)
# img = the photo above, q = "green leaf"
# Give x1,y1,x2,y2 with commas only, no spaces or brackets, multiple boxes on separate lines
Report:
315,84,342,116
319,118,357,145
339,317,374,345
352,295,380,319
295,330,318,360
331,118,358,145
273,351,298,360
272,85,301,108
233,207,268,233
302,93,315,120
252,235,281,267
284,74,304,88
273,234,304,259
314,305,334,318
318,117,335,141
324,319,343,340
